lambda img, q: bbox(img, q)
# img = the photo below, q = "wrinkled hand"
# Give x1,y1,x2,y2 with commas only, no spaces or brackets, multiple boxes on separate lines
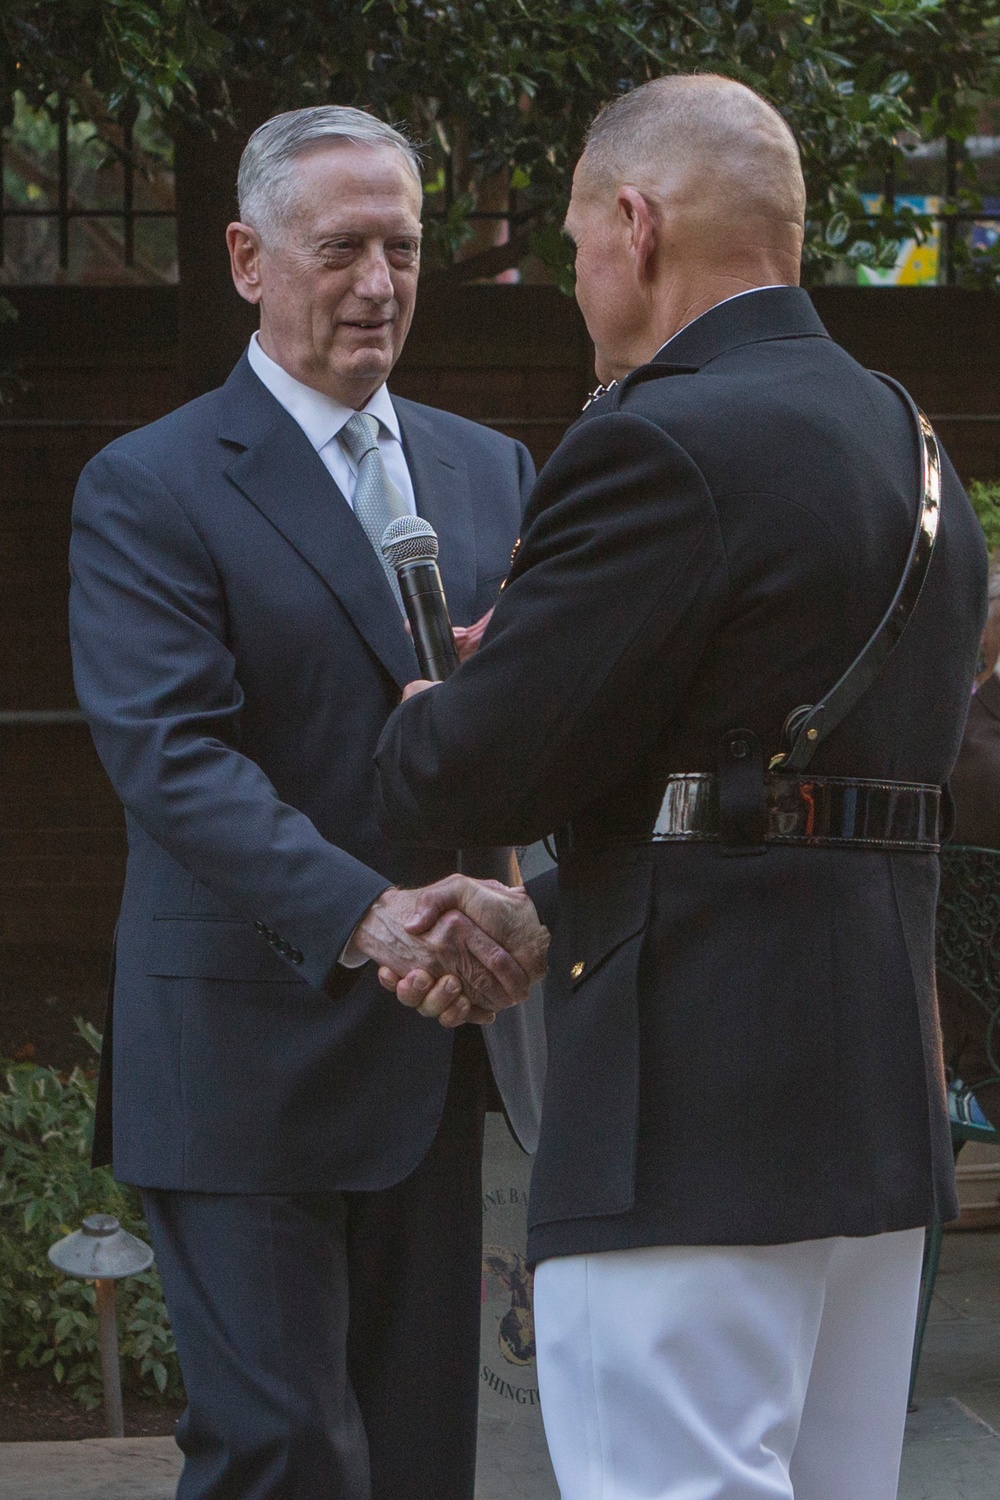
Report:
401,678,435,702
407,877,549,980
348,882,533,1027
378,876,550,1027
452,607,494,663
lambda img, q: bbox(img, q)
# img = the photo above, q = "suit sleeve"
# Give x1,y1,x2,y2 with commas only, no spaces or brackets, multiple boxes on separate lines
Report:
69,447,390,991
515,437,536,514
376,411,728,847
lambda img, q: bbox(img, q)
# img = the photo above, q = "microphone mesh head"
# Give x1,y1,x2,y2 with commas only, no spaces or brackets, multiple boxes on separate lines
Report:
381,515,439,569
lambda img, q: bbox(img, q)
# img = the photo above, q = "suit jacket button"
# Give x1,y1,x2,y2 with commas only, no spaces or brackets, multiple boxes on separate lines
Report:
276,938,291,955
253,920,267,934
570,961,585,980
289,949,304,964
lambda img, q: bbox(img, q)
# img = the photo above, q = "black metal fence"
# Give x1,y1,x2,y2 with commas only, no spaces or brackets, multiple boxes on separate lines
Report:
0,94,175,280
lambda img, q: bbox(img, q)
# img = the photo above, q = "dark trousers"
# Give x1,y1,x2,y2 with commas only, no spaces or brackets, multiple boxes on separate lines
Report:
142,1029,496,1500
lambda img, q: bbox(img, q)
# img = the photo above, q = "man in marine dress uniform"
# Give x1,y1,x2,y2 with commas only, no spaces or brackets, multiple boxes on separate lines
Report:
376,75,987,1499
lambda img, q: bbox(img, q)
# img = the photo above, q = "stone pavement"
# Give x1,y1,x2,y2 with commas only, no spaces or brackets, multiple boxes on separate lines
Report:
900,1227,1000,1499
0,1438,180,1500
2,1227,998,1500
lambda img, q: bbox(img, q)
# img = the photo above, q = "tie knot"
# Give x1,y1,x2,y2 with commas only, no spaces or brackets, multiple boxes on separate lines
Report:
340,411,381,463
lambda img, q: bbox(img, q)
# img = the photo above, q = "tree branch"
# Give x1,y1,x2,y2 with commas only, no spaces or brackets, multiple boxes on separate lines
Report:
422,229,535,286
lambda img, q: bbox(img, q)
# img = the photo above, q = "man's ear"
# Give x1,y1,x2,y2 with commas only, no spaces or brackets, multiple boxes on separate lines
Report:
227,222,264,305
617,188,656,283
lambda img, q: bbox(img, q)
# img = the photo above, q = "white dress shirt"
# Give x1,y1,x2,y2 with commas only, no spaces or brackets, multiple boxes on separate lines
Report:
247,332,417,969
247,332,417,516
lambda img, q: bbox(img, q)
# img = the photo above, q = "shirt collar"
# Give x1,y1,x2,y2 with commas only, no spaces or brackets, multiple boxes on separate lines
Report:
247,331,401,452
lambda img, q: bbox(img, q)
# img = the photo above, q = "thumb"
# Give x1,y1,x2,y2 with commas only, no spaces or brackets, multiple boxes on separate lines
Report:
404,874,470,933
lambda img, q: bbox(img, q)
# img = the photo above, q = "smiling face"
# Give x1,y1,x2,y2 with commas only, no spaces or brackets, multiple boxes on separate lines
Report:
228,141,422,406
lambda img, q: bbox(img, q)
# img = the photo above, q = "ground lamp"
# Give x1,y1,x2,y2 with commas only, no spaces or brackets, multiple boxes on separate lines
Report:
48,1213,154,1437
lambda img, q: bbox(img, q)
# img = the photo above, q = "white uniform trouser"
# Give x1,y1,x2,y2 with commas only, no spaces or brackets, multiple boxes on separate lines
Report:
533,1228,924,1500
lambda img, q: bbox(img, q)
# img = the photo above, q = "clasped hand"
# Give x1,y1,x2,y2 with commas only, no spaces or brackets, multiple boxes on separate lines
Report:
349,875,549,1027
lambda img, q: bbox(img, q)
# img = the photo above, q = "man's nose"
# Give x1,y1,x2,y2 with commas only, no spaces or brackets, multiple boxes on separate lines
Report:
355,248,394,300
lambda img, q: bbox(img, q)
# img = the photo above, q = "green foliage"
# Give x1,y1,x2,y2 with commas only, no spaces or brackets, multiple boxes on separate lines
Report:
0,1023,181,1407
2,0,999,281
969,480,1000,551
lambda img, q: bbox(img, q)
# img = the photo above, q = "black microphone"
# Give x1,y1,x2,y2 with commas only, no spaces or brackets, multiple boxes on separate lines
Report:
382,516,518,886
381,516,460,682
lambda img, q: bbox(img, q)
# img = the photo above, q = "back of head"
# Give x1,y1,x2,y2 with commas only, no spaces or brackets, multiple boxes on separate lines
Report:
581,74,805,244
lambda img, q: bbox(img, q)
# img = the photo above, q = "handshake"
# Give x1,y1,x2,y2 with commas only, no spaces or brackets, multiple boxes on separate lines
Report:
347,875,550,1027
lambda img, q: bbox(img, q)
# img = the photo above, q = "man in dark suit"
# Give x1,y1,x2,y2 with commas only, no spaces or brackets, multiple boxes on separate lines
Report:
377,75,987,1498
69,106,546,1500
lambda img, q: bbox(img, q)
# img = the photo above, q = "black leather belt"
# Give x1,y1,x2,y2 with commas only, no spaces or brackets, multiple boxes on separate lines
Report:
559,774,941,855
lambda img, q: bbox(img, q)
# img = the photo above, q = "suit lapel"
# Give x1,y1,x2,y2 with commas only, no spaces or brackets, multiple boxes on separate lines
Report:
219,359,418,688
396,400,477,626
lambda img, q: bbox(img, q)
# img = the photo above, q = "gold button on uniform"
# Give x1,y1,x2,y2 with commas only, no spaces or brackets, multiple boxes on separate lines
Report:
570,961,585,980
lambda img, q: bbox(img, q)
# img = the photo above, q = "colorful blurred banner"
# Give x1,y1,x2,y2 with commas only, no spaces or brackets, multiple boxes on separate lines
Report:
857,195,941,285
972,199,1000,258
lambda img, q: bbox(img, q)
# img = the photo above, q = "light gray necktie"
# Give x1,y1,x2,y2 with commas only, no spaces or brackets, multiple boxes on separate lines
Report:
339,411,408,610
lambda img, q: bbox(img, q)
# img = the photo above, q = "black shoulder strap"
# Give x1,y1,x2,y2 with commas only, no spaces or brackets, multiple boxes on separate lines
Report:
775,373,942,771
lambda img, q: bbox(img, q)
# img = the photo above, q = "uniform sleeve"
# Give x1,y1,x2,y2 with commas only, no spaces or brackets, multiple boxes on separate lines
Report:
69,447,390,990
376,411,728,847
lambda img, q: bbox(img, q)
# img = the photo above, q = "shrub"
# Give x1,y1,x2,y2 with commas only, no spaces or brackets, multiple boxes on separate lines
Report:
969,481,1000,552
0,1022,182,1407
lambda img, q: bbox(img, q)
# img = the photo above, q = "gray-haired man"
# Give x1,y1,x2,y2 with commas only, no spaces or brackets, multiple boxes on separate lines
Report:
69,106,546,1500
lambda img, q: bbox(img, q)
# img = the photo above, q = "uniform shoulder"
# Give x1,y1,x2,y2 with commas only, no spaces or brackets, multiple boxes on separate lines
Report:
609,336,893,469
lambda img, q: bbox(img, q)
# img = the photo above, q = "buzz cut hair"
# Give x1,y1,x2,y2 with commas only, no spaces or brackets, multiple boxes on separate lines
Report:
582,73,805,225
237,106,422,244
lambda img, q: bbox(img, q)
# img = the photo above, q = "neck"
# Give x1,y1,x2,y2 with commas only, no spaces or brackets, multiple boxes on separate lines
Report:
600,255,799,386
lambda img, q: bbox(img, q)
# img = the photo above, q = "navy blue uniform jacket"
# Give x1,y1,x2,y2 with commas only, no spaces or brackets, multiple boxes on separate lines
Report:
69,355,534,1191
376,288,987,1261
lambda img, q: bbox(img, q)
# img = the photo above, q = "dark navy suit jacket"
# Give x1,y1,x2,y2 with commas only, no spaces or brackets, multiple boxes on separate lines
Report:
69,355,534,1192
377,288,987,1260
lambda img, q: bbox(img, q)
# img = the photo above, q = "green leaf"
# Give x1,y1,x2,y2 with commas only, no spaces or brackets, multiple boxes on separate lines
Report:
825,211,851,247
23,1198,47,1231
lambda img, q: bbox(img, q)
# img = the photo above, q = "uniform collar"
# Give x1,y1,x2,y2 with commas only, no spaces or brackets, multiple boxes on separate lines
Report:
247,331,401,450
647,285,829,373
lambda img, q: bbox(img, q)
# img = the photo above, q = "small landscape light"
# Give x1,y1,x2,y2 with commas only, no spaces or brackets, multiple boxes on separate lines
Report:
48,1214,154,1438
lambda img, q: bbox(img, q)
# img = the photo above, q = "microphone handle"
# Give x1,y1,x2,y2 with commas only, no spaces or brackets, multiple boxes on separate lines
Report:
396,559,516,886
398,559,460,682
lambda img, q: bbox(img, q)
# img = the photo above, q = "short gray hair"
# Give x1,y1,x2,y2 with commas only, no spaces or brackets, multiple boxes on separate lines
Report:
582,74,805,226
238,106,422,242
